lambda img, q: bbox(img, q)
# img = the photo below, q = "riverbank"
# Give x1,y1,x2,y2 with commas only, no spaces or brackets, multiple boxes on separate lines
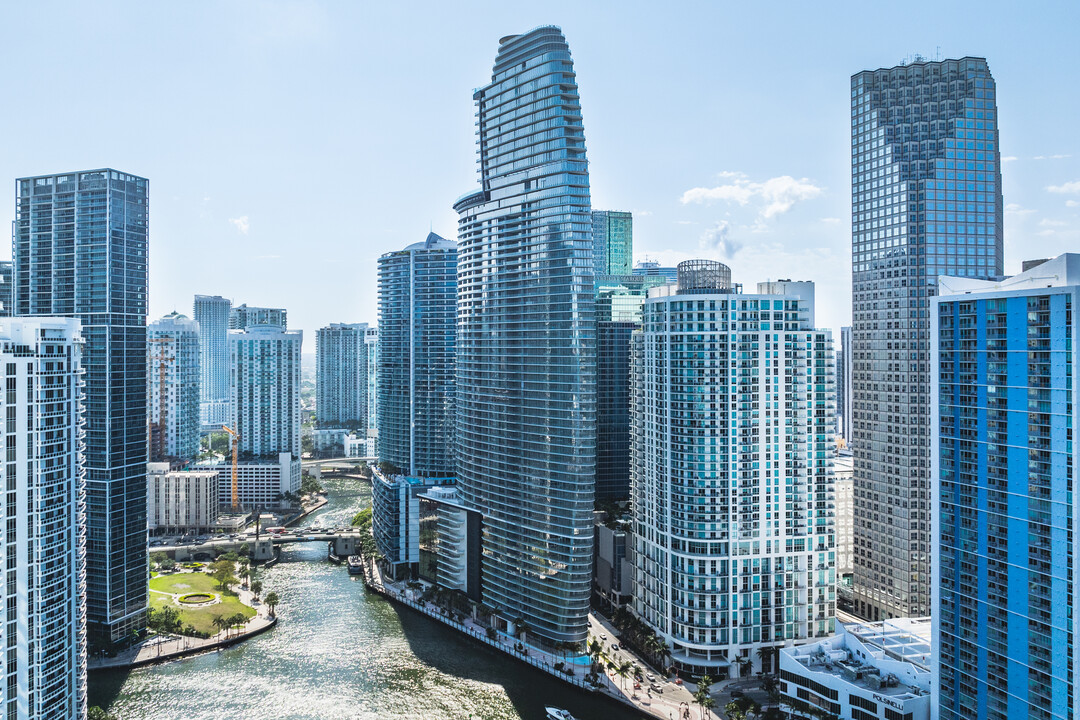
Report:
90,585,276,672
361,557,663,719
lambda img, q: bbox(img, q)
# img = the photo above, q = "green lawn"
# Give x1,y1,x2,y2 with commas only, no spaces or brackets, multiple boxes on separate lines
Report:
149,572,256,635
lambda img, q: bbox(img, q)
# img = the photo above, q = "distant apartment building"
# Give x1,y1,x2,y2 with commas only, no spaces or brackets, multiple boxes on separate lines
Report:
594,516,633,611
0,261,11,316
147,463,219,534
780,618,931,720
837,326,852,444
632,260,678,282
148,312,201,462
632,261,835,676
834,451,855,613
200,452,300,510
376,233,457,477
932,255,1078,720
0,317,87,720
591,210,633,276
851,57,1003,620
228,324,301,458
15,168,149,645
194,295,231,429
228,303,287,331
365,326,378,438
316,323,369,434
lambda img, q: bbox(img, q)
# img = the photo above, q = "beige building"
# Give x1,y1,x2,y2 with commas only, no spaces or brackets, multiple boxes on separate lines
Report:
147,463,219,534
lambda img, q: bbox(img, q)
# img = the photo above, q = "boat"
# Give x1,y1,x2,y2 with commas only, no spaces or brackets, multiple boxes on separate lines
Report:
347,555,365,575
545,708,578,720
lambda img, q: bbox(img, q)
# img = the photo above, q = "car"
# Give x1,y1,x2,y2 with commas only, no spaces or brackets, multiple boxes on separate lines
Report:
730,690,744,699
600,634,607,640
646,674,655,681
611,644,620,651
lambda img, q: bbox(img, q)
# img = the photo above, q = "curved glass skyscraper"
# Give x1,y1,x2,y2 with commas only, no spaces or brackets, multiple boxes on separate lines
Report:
377,233,457,477
453,26,595,645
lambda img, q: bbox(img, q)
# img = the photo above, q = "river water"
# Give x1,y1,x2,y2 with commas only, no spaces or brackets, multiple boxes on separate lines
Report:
90,477,641,720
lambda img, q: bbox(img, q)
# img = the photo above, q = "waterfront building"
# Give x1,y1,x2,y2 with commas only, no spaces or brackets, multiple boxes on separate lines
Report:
315,323,370,431
594,515,633,611
932,254,1078,720
199,452,300,509
837,326,852,444
452,26,596,645
591,210,632,276
418,486,480,597
15,169,149,645
632,260,678,282
312,428,348,456
850,57,1003,621
0,261,11,316
372,470,456,579
146,463,219,535
194,295,231,429
0,318,86,720
228,324,302,459
780,617,931,720
148,312,201,462
631,261,835,676
228,303,287,331
377,232,457,477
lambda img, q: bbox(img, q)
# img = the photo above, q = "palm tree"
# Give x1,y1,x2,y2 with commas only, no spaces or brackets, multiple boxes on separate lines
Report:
617,660,633,689
698,695,716,719
756,645,773,674
211,615,227,637
239,567,251,589
264,591,280,617
655,637,670,672
250,579,263,600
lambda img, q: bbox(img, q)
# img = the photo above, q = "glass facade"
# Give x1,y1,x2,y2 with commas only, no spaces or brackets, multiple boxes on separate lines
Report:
228,304,286,330
631,265,836,677
932,256,1079,720
591,210,632,276
376,233,457,477
228,325,302,459
315,323,369,431
148,312,201,462
193,295,231,428
0,319,86,720
453,26,595,645
850,58,1003,620
14,169,149,646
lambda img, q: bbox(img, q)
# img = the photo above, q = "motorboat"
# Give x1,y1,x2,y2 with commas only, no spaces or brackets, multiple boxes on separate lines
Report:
347,555,365,575
545,709,578,720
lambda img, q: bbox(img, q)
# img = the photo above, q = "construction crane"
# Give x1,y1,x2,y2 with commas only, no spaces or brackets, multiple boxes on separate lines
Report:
222,425,240,511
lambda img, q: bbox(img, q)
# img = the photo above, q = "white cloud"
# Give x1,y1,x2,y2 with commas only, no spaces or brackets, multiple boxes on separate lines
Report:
229,216,250,235
1067,200,1078,208
1001,156,1018,163
820,217,842,224
681,173,824,219
674,220,695,225
699,221,742,257
1039,219,1067,228
1005,203,1035,215
1034,154,1072,160
1047,181,1080,195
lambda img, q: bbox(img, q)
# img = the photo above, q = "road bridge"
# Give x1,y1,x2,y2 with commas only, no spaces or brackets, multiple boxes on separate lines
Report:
158,530,365,562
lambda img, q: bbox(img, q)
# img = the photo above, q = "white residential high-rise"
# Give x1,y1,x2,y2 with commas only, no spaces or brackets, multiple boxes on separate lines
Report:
147,463,219,535
228,324,302,459
315,323,369,432
631,262,835,677
0,317,87,719
194,295,231,429
365,326,378,438
148,312,201,462
228,304,287,331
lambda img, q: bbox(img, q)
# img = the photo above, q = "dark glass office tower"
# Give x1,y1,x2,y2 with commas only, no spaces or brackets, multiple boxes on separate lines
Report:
14,169,149,646
453,26,595,644
850,58,1002,620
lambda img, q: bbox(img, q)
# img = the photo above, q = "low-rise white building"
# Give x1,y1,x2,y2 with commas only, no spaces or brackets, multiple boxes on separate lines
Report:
780,617,931,720
199,451,301,510
147,462,219,534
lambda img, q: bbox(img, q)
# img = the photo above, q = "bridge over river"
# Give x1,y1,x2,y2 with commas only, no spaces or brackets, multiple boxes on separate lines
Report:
157,529,365,562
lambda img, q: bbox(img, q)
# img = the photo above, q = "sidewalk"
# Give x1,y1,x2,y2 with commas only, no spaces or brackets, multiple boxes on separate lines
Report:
88,584,276,671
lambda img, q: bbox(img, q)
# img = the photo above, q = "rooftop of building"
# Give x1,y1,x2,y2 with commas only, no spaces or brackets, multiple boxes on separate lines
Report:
938,253,1080,297
783,617,932,700
401,231,456,253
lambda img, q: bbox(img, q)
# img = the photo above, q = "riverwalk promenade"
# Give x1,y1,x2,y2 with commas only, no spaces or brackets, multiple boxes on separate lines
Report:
361,557,704,719
88,585,276,671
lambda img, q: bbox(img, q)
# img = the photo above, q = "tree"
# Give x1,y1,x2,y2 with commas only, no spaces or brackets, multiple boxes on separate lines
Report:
734,655,752,678
265,591,280,617
210,559,238,593
88,707,118,720
724,701,746,720
756,645,774,674
211,615,228,636
250,579,263,599
617,660,633,689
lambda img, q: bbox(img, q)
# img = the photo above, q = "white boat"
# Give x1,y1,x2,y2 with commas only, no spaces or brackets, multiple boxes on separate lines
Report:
545,708,578,720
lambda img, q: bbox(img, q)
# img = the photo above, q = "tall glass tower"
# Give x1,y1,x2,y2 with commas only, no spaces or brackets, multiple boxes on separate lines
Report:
932,255,1079,720
453,26,596,645
850,58,1002,620
591,210,632,276
377,232,457,477
14,169,149,647
315,323,369,431
194,295,231,429
148,312,201,462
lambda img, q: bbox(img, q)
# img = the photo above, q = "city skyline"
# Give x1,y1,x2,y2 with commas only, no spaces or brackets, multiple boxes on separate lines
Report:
0,3,1075,342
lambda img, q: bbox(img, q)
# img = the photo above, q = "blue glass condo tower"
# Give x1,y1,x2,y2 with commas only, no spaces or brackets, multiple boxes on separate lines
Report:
14,169,149,646
453,26,595,645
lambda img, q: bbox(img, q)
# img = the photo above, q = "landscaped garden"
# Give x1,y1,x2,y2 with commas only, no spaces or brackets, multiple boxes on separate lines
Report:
148,570,255,636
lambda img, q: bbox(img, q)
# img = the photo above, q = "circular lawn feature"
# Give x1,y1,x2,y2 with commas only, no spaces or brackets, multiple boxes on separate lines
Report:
178,593,216,605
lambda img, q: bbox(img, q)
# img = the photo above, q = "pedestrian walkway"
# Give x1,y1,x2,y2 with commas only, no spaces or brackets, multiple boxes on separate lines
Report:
88,585,276,671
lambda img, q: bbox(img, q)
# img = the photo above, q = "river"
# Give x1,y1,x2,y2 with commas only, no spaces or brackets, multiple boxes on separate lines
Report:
90,477,643,720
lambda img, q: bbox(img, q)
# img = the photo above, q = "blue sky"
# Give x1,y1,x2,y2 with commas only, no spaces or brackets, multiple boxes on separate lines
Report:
1,1,1077,342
